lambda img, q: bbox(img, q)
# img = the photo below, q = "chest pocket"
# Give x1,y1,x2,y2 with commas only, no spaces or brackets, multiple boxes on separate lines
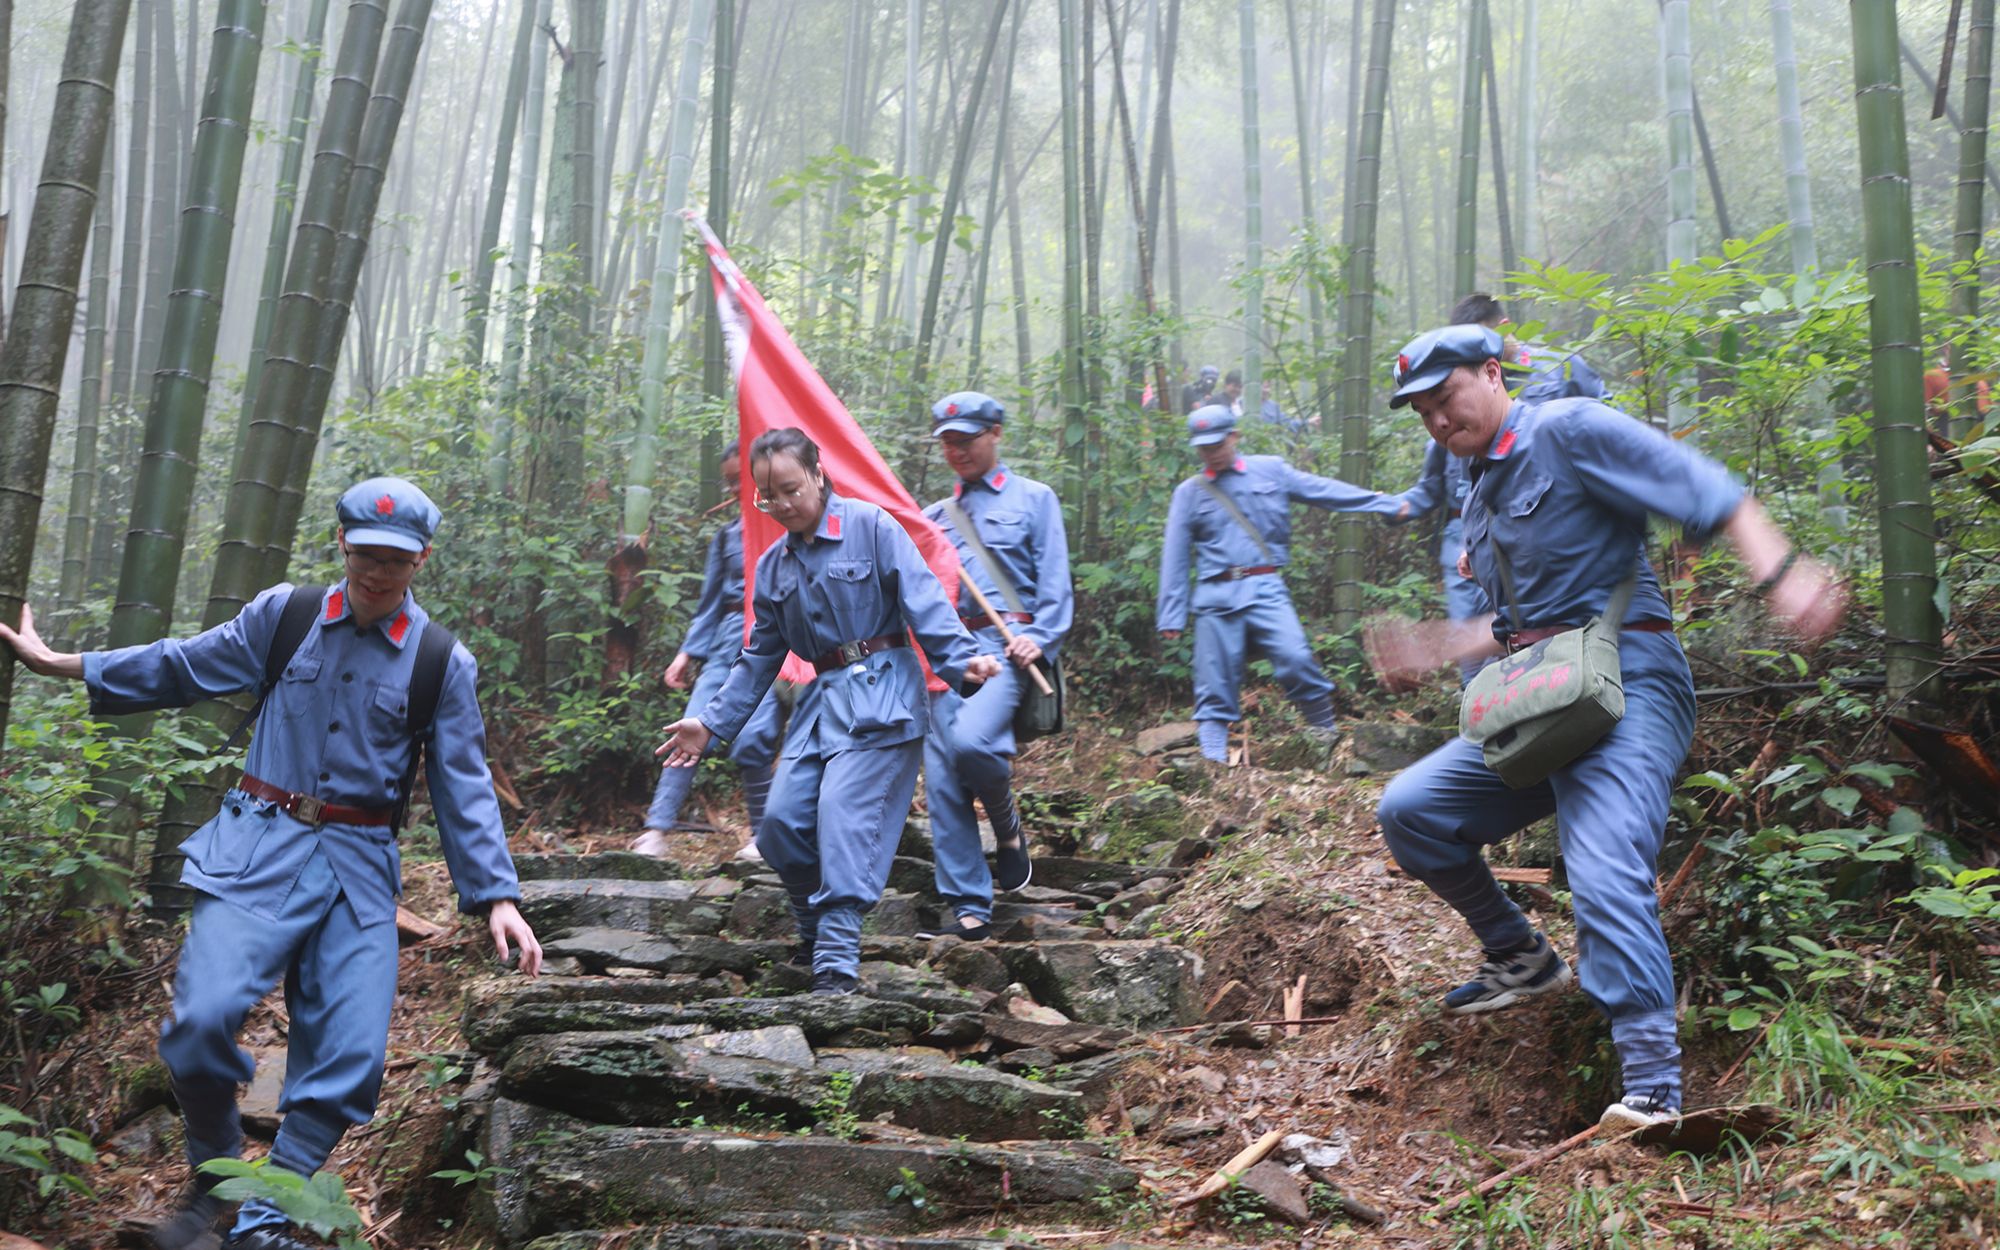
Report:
274,653,322,718
823,559,878,618
978,511,1029,549
367,680,414,754
1504,473,1554,519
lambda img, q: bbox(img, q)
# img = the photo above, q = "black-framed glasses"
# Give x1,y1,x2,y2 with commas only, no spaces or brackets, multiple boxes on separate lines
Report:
344,547,422,576
937,429,995,451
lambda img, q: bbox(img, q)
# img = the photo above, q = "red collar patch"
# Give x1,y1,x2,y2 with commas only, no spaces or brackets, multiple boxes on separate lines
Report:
1491,428,1518,459
990,471,1007,490
324,588,345,621
388,611,411,644
825,511,842,539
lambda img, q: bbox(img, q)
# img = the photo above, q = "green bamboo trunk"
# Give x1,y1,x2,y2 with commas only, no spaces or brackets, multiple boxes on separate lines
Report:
1952,0,1994,438
110,0,268,650
59,115,118,624
136,0,180,396
1284,0,1332,432
621,0,712,544
1516,0,1539,258
1452,0,1484,297
490,0,555,494
463,0,538,364
111,0,152,402
1770,0,1815,273
0,0,133,745
237,0,332,439
1662,0,1695,436
1238,0,1262,412
1057,0,1089,526
1851,0,1942,704
967,0,1023,388
1332,0,1395,630
698,0,733,514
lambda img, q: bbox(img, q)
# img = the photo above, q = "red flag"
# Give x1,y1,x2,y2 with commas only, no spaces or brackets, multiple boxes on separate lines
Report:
692,215,961,685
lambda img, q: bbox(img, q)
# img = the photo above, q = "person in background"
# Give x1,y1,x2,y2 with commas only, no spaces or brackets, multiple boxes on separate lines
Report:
635,440,785,863
1181,363,1221,415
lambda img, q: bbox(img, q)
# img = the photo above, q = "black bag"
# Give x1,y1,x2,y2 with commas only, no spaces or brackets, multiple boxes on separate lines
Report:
942,501,1066,744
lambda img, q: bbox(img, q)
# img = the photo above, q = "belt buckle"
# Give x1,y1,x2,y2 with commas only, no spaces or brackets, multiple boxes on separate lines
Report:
1226,566,1248,581
836,640,866,664
293,794,326,825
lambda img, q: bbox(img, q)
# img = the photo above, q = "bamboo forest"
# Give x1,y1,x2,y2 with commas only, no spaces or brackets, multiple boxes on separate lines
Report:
5,0,2000,1246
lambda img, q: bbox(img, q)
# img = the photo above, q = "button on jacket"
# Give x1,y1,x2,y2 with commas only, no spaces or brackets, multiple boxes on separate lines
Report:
1156,454,1404,630
699,493,981,756
922,463,1074,658
1462,398,1743,634
83,581,519,924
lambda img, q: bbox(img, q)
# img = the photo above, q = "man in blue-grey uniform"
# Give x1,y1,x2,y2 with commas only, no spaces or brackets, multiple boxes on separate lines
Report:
0,478,543,1250
919,391,1074,939
634,440,785,862
1156,405,1406,763
1367,325,1842,1131
1451,291,1610,406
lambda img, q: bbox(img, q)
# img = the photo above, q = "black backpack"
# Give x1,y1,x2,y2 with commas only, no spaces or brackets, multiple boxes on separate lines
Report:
227,584,457,832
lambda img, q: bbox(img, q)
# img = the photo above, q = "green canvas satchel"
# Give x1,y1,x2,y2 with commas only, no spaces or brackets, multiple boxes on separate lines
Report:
1459,543,1637,789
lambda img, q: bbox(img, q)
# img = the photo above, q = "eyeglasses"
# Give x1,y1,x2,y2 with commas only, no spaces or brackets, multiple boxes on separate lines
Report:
752,479,814,513
938,430,994,451
344,547,422,576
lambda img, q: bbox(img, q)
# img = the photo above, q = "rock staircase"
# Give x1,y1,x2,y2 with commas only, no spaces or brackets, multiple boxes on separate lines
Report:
458,820,1209,1249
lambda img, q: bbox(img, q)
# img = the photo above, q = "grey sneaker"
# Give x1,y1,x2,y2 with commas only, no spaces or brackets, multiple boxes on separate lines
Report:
1599,1091,1681,1132
1441,932,1574,1015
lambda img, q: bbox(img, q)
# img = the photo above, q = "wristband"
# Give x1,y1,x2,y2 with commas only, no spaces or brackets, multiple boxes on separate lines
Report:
1754,548,1801,595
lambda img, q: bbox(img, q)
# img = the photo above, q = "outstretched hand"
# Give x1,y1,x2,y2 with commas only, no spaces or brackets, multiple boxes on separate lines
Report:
1363,615,1502,692
1767,555,1847,642
657,717,713,768
0,604,83,679
487,899,543,977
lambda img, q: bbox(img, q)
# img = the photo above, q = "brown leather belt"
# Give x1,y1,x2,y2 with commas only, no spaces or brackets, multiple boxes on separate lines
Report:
239,773,395,827
1206,564,1280,582
1506,619,1673,652
961,610,1033,630
810,633,908,674
1447,507,1464,519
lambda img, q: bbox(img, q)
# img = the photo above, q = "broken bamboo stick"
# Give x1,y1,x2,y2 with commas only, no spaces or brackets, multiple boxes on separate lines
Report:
1174,1128,1286,1207
1432,1124,1602,1216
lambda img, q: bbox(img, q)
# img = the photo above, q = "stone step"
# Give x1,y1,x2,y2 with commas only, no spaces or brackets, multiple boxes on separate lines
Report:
518,878,739,937
524,1228,1014,1250
463,979,984,1054
993,941,1200,1031
514,852,687,882
500,1026,1085,1140
481,1099,1137,1247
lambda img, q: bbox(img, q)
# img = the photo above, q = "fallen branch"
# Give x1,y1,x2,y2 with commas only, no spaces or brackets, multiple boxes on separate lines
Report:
1432,1124,1602,1217
1387,861,1552,885
1159,1014,1347,1034
1174,1128,1286,1207
1283,975,1307,1038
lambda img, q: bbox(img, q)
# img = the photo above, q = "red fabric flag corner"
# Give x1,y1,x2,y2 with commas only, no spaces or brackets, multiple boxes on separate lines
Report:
691,215,961,686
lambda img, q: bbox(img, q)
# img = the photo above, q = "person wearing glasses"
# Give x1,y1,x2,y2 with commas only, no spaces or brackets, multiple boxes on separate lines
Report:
0,477,542,1250
658,428,1002,995
1156,405,1406,763
633,440,786,862
1368,324,1842,1132
917,392,1073,941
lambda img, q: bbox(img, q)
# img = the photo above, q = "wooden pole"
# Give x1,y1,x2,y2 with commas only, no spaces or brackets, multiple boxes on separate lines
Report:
957,567,1056,696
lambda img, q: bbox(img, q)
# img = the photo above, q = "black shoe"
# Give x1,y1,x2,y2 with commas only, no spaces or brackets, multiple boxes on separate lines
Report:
810,969,859,996
787,941,815,968
916,919,992,942
994,836,1032,892
149,1187,233,1250
224,1225,321,1250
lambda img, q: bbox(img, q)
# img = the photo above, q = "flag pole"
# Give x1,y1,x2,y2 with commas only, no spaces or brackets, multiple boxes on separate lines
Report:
957,568,1056,696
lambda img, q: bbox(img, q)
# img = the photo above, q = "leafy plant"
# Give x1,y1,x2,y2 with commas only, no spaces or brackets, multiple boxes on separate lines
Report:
200,1158,371,1250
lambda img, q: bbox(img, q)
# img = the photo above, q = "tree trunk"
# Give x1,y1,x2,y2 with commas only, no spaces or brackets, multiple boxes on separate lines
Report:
1852,0,1943,706
1238,0,1262,413
111,0,151,403
1331,0,1394,631
59,115,118,628
622,0,711,544
135,0,180,392
1284,0,1333,430
490,0,556,493
1770,0,1816,273
1105,0,1168,413
110,0,268,649
1516,0,1539,258
1662,0,1695,435
1952,0,1994,438
0,0,133,746
1482,6,1515,291
1902,38,2000,195
967,0,1021,389
914,0,1007,396
465,0,538,364
1056,0,1088,537
1452,0,1484,297
698,0,733,514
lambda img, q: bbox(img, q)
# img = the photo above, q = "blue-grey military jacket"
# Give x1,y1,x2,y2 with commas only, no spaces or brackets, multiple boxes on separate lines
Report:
699,494,982,757
83,582,521,924
1156,454,1402,630
1463,398,1744,636
681,517,749,664
923,463,1075,659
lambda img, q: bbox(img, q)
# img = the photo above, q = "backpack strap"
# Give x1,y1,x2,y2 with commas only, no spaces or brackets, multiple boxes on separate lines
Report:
942,498,1032,615
391,619,458,832
1196,475,1277,564
221,584,324,754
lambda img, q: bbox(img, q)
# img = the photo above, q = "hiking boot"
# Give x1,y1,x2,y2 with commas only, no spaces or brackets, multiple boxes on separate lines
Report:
1599,1090,1681,1133
224,1225,321,1250
149,1186,234,1250
810,969,859,996
1441,932,1573,1015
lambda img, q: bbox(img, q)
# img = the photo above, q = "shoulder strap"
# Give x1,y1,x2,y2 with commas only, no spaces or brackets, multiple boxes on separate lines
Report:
942,498,1030,615
221,584,324,753
392,619,457,833
1488,541,1638,636
1195,475,1276,563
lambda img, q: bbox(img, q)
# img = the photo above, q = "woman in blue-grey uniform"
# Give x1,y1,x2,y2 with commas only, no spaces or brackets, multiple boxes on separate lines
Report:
1367,324,1843,1132
635,439,786,862
659,428,1001,995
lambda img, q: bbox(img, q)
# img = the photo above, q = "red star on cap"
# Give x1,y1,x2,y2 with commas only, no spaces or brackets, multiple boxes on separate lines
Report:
1396,353,1410,377
946,403,959,416
1194,417,1208,429
375,494,395,516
